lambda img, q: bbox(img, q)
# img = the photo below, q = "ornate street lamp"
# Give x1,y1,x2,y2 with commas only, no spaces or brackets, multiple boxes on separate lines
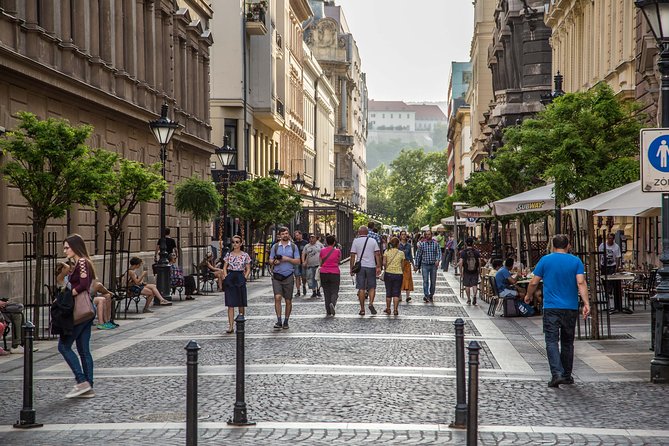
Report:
321,188,331,199
636,0,669,383
269,162,284,183
149,103,179,299
214,136,237,256
310,184,320,198
292,172,305,192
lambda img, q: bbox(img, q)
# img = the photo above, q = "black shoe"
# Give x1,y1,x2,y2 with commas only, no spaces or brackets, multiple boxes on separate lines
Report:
562,375,574,384
406,297,412,303
548,376,568,388
368,304,377,315
311,291,317,298
466,299,471,305
282,320,289,329
295,291,301,297
274,321,283,329
423,296,429,303
329,303,336,316
428,296,434,303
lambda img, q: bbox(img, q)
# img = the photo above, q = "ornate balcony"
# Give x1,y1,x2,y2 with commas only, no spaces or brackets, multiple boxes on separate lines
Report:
334,134,354,147
245,1,268,36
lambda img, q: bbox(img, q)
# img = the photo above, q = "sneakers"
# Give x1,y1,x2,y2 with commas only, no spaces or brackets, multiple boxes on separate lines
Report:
311,290,318,298
428,295,434,303
295,290,301,298
368,304,377,315
66,381,92,398
96,323,111,330
423,296,429,303
547,375,568,388
142,308,153,313
317,290,322,297
282,320,289,329
77,389,95,398
466,299,471,305
329,303,336,316
0,348,9,356
563,375,575,385
10,345,24,354
273,321,283,329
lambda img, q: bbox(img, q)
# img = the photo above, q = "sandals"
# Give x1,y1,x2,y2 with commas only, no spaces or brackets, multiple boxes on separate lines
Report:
226,328,234,334
393,310,399,316
358,310,365,316
160,301,173,306
383,308,391,315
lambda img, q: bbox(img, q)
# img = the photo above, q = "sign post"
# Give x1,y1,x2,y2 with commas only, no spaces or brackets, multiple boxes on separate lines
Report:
641,129,669,192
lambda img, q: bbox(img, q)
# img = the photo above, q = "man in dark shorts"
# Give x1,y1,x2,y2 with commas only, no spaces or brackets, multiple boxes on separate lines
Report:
350,226,381,316
270,228,301,329
458,237,481,305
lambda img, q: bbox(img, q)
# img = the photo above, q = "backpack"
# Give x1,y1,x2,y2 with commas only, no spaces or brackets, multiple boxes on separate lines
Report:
464,248,479,274
272,242,297,259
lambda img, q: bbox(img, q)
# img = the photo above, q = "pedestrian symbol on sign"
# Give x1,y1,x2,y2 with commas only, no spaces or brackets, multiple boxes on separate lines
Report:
649,137,669,172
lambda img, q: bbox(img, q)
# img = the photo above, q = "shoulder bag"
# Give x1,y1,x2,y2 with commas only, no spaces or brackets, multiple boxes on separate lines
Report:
351,237,370,274
73,289,95,325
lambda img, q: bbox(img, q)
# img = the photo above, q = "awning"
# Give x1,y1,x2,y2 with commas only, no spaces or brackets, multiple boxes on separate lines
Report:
492,184,555,216
440,217,468,226
420,224,430,231
564,181,661,212
458,205,491,218
431,223,445,232
594,207,660,217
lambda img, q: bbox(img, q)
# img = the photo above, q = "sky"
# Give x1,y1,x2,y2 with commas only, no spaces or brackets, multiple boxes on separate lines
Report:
334,0,474,103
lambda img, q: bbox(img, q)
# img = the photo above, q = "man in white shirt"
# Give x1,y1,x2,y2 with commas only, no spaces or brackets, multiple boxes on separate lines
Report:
599,232,621,297
350,226,381,316
302,234,324,298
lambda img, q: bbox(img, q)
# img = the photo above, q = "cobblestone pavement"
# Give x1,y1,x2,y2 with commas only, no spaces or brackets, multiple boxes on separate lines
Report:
1,268,668,445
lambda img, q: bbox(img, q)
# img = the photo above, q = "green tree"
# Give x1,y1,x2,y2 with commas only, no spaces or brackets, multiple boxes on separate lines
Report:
504,82,642,205
367,164,393,218
97,155,167,286
174,177,222,241
0,112,112,328
431,123,449,149
227,177,302,238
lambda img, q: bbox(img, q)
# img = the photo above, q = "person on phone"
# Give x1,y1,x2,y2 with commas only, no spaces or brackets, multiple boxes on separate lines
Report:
525,234,590,388
127,257,172,312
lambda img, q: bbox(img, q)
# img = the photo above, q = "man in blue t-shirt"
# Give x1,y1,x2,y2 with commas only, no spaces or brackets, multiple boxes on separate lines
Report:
495,258,520,298
525,235,590,388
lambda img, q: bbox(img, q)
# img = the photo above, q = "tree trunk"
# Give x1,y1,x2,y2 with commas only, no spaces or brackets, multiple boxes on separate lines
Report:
109,227,120,291
586,211,600,339
32,218,46,335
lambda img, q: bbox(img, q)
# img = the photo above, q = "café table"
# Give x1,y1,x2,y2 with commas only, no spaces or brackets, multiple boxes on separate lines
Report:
602,272,635,314
515,276,542,313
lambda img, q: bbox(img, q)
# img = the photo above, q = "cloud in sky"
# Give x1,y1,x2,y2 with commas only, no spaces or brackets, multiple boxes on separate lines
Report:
334,0,474,102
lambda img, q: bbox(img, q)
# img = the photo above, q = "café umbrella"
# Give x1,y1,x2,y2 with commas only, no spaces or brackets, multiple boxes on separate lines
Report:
492,183,555,216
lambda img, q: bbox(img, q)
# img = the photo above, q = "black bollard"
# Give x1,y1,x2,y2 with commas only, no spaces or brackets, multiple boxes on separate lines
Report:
185,340,200,446
13,321,43,429
466,341,480,446
227,314,256,426
449,318,467,429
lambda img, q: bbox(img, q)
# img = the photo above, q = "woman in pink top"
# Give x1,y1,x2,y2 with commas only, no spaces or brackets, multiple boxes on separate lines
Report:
319,235,341,317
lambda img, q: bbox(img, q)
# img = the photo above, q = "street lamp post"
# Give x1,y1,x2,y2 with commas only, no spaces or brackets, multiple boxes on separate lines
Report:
269,162,284,184
310,184,319,234
292,172,305,192
215,136,237,257
149,104,179,299
636,0,669,383
541,72,566,234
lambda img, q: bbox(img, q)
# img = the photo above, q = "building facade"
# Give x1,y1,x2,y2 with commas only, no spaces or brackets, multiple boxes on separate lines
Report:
305,0,368,208
466,0,496,169
0,0,215,270
545,0,636,99
447,62,473,194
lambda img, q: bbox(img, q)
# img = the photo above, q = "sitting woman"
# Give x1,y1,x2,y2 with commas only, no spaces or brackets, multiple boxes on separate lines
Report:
199,251,225,291
91,280,118,330
127,257,172,313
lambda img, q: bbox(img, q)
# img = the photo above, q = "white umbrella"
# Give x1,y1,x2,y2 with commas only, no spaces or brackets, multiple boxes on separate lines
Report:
594,207,660,217
420,224,430,231
563,181,644,211
431,223,445,232
440,217,468,226
492,184,555,216
458,205,491,218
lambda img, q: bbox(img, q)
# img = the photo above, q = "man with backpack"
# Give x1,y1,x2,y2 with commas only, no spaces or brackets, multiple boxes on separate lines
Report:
350,226,381,315
269,227,301,329
414,230,441,302
458,237,481,305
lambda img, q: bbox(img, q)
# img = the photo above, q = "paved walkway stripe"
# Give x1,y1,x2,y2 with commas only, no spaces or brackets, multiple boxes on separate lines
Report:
1,422,667,438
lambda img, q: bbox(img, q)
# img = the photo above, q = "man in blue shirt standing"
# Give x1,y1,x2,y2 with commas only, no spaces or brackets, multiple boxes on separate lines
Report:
525,235,590,388
269,227,301,330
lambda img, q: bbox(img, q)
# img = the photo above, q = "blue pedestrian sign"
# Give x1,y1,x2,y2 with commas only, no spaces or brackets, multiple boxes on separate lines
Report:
641,129,669,192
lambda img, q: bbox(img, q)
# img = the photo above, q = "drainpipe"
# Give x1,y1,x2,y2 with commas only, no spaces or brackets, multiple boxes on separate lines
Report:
314,77,319,185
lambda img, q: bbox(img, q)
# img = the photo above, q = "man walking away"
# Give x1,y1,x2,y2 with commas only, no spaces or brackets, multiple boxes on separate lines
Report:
293,230,308,297
525,235,590,388
269,228,301,329
350,226,381,316
302,234,323,297
458,237,480,305
414,230,441,302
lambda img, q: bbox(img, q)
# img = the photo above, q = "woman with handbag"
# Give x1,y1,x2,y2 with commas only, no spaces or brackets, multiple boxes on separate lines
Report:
58,234,96,398
382,237,405,316
319,235,341,316
399,231,414,302
222,235,251,334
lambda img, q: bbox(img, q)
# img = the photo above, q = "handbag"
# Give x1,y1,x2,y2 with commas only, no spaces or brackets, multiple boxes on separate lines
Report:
73,290,95,325
351,237,370,274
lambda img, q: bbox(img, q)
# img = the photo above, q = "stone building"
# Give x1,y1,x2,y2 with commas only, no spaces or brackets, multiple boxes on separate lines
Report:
485,0,552,150
466,0,496,170
0,0,215,274
447,62,472,194
305,0,368,208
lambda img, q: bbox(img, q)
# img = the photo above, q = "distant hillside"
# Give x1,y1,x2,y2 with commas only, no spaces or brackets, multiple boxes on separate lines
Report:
367,139,444,171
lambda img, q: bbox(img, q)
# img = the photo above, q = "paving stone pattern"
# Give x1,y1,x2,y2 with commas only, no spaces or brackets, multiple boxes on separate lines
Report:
94,337,499,369
166,316,480,337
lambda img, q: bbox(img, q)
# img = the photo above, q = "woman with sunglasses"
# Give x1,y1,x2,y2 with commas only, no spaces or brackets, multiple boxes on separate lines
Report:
222,235,251,333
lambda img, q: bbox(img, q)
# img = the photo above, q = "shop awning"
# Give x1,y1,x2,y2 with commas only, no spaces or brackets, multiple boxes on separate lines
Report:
492,184,555,216
458,205,491,218
564,181,661,212
594,207,660,217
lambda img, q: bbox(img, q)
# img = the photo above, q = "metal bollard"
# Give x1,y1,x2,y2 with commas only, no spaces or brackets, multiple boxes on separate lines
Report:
13,321,43,429
466,341,481,446
185,340,200,446
449,318,467,429
227,314,256,426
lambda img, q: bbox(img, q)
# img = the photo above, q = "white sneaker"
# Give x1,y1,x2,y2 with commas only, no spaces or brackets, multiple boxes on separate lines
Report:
66,382,92,398
76,389,95,398
10,346,24,354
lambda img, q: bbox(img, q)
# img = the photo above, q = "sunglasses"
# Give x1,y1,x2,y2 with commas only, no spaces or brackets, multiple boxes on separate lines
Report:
232,240,241,244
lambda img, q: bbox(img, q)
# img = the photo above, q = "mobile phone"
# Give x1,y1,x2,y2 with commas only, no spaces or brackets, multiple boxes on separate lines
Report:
0,297,8,302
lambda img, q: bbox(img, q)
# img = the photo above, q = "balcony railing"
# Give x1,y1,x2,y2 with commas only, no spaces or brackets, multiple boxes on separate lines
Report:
334,178,353,189
245,1,268,35
334,134,354,147
276,99,284,118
